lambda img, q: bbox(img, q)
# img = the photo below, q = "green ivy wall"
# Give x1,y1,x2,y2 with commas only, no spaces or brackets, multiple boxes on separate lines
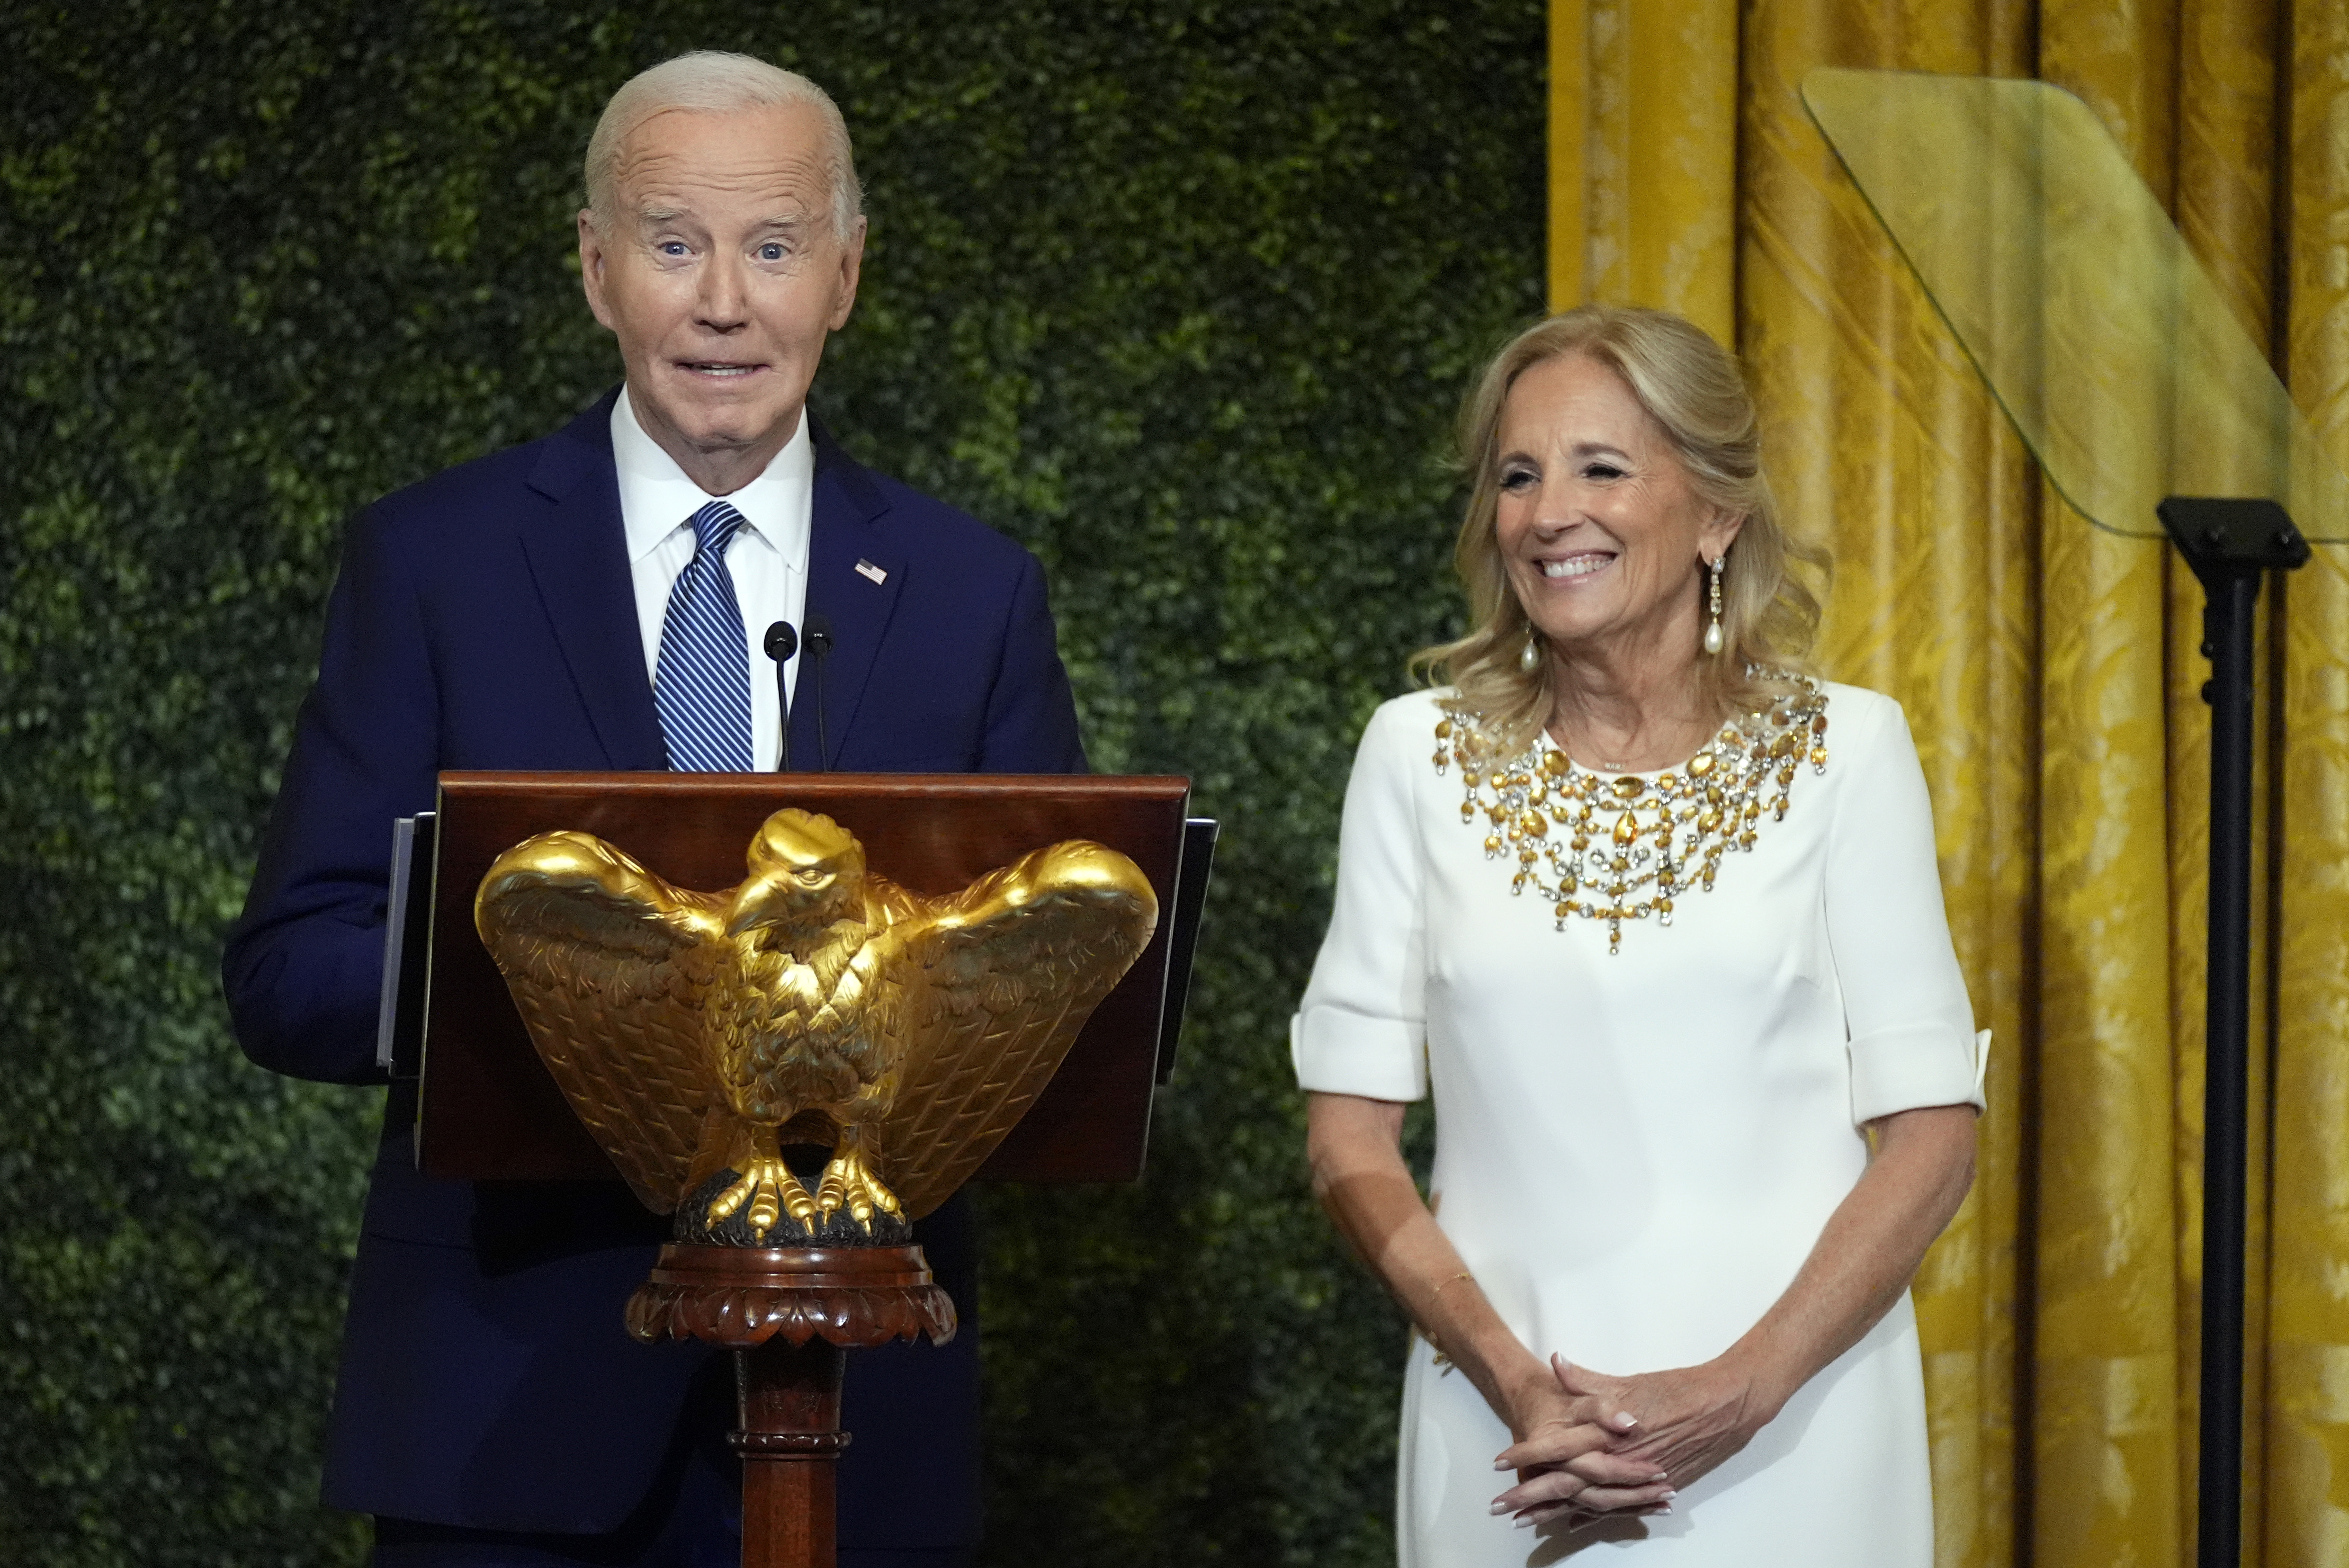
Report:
0,3,1544,1562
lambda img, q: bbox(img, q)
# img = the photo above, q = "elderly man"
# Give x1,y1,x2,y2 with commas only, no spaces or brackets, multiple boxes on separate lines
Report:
224,51,1080,1568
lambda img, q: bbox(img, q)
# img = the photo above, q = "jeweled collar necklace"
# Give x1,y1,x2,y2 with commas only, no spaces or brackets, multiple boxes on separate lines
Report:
1432,675,1831,954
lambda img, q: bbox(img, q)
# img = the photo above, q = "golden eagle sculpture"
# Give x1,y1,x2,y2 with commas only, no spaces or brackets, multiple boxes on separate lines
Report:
474,809,1158,1245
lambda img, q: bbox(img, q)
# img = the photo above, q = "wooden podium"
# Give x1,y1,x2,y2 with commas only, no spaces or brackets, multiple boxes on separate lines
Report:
398,771,1206,1568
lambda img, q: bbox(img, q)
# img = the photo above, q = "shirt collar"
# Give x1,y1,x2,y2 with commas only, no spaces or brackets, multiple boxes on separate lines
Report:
611,385,814,570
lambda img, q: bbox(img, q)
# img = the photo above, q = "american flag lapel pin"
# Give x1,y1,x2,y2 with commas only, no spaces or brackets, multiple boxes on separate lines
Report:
855,558,888,585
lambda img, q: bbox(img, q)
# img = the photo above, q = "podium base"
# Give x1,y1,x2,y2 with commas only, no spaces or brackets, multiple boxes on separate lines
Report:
627,1243,957,1350
626,1245,957,1568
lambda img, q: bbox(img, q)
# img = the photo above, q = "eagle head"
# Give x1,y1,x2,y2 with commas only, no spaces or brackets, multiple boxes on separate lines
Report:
724,809,867,942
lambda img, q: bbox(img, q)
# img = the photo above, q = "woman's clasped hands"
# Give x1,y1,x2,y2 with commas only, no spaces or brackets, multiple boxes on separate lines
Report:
1489,1353,1779,1530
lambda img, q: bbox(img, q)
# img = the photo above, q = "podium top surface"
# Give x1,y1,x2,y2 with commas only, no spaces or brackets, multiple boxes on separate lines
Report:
418,771,1192,1190
436,770,1188,884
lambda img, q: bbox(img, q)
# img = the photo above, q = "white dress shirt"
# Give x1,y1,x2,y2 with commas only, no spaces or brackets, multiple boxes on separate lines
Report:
613,386,813,771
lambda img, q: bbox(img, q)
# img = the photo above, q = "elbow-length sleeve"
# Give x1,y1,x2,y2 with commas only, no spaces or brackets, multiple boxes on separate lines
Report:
1824,690,1987,1123
1290,699,1431,1103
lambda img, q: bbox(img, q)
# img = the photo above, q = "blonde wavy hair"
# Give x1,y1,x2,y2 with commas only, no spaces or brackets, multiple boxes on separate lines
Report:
1412,305,1826,754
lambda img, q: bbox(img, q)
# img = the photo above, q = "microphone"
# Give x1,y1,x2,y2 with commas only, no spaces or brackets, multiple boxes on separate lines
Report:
762,620,797,771
804,614,834,771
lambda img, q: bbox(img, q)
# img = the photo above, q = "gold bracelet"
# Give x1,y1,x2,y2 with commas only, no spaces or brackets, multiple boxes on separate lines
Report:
1423,1272,1477,1367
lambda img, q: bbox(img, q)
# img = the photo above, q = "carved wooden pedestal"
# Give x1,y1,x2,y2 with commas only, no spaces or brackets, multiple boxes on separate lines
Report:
627,1244,957,1568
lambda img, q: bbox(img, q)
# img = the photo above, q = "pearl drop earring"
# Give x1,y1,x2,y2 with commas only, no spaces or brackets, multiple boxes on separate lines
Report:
1519,633,1542,674
1703,555,1726,656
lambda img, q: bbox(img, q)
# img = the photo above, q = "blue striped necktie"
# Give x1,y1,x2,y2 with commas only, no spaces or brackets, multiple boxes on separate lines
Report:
653,500,754,772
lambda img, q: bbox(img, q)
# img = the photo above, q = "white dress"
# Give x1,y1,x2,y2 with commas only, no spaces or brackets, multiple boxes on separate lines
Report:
1290,683,1984,1567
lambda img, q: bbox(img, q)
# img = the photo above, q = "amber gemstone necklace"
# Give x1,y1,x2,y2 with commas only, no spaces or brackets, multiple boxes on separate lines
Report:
1432,675,1830,954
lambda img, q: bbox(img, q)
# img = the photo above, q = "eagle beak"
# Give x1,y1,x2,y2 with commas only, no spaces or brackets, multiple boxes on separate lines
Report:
725,872,790,939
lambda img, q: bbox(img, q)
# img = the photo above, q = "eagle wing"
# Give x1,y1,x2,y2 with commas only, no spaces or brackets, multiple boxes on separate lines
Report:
870,841,1159,1219
473,831,726,1214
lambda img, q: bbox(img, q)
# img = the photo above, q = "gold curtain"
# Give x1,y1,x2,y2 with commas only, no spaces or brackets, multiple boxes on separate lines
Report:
1548,3,2349,1564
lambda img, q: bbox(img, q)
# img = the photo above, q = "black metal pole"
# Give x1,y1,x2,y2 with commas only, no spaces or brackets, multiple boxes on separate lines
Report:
2157,497,2309,1568
2194,565,2258,1568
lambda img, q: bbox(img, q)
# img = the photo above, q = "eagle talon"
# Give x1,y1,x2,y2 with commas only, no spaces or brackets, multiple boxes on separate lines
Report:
706,1156,814,1242
816,1150,904,1231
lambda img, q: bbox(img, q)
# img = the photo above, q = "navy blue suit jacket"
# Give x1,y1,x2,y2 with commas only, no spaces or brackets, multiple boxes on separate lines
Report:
222,390,1085,1541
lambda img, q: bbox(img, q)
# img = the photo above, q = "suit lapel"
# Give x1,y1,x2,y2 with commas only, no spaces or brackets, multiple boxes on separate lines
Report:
519,391,669,771
795,415,906,768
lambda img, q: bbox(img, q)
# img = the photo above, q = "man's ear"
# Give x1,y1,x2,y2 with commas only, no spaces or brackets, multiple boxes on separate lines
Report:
578,210,615,330
827,216,867,332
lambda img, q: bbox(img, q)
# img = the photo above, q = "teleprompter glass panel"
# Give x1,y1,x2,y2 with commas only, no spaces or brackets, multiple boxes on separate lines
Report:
1801,67,2348,542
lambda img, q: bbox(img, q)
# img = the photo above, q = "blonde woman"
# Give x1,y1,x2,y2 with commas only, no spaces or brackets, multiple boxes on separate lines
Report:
1294,306,1983,1565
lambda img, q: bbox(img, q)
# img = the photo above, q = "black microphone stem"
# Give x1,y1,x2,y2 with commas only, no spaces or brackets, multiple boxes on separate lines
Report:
761,620,797,771
806,614,834,772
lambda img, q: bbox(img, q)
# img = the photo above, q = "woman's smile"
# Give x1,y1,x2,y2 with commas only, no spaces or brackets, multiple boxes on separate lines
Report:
1537,548,1617,580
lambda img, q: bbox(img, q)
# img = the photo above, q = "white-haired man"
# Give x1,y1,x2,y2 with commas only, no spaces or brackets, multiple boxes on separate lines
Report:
226,51,1082,1568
